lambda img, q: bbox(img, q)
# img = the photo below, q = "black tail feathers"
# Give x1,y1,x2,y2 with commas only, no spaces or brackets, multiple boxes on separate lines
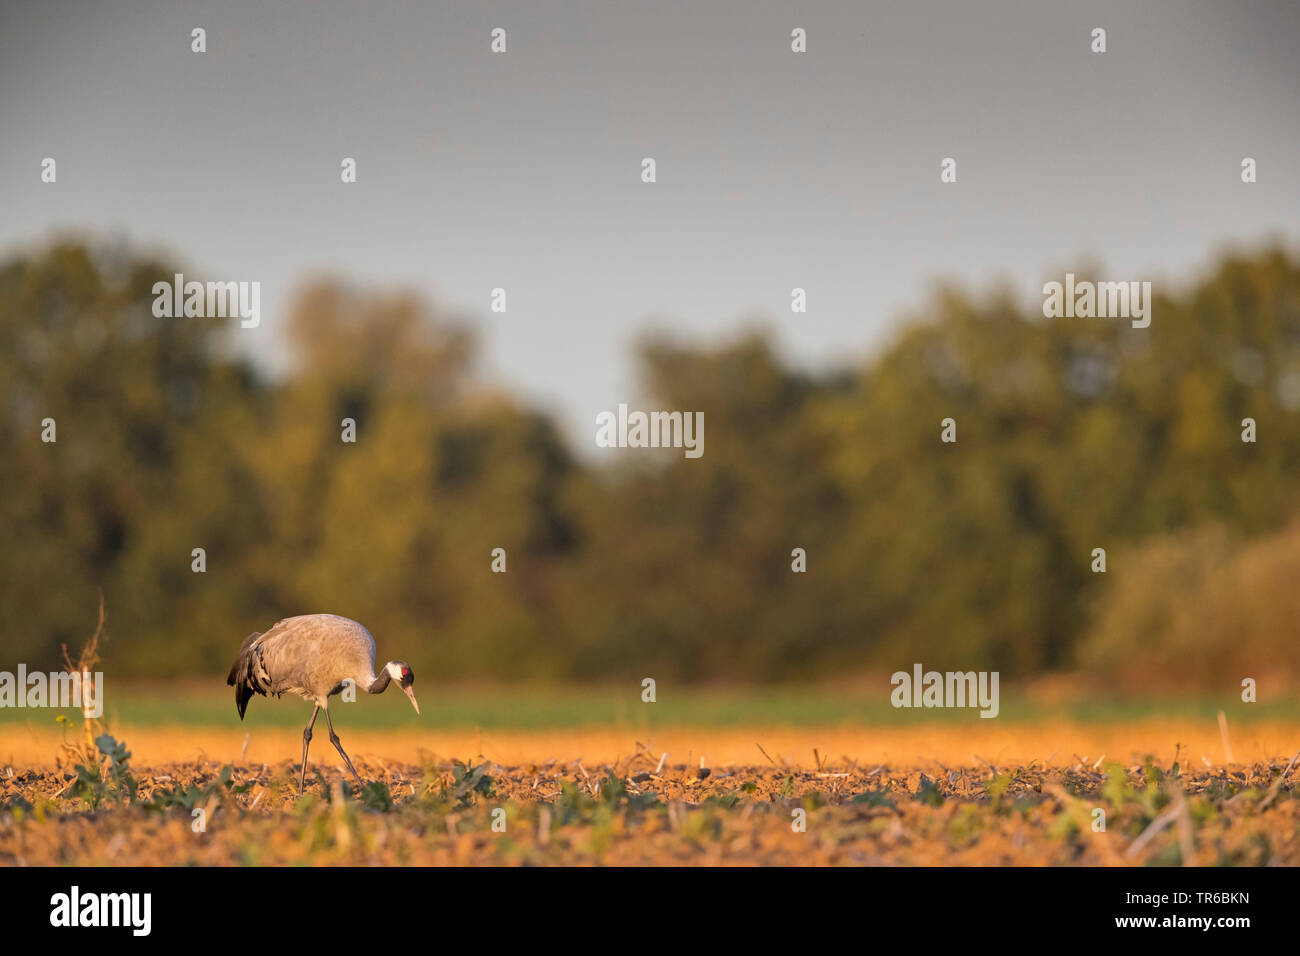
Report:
226,631,265,720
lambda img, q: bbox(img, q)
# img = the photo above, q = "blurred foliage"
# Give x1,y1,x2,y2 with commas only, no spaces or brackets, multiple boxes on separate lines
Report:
1080,518,1300,689
3,240,1300,686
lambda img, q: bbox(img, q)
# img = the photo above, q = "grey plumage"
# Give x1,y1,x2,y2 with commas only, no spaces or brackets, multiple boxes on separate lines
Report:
226,613,419,793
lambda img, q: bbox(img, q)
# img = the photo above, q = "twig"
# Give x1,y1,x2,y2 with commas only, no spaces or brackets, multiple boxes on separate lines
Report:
1258,747,1300,811
1126,807,1179,859
1218,710,1234,764
1169,780,1195,864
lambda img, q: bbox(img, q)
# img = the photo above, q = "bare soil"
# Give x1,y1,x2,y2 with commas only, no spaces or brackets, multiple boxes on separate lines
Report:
2,751,1297,865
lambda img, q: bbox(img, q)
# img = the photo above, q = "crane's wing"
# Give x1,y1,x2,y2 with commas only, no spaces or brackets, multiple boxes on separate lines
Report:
226,614,377,718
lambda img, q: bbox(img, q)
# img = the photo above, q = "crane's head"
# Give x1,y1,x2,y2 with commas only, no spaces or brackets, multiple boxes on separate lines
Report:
385,661,419,715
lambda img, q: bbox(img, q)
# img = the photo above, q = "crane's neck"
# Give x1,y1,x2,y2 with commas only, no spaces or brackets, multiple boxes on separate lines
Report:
364,661,400,694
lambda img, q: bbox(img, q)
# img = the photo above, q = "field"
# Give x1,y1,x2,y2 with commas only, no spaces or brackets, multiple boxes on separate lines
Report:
2,686,1299,865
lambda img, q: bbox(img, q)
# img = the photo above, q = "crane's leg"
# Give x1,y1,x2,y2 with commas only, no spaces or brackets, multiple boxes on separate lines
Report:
324,707,365,789
298,705,320,796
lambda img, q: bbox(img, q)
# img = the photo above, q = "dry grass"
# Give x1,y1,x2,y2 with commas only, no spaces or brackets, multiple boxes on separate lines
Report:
3,718,1298,769
1,720,1298,866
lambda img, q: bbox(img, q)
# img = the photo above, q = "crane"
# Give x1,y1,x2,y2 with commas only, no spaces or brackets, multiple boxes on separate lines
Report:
226,613,419,794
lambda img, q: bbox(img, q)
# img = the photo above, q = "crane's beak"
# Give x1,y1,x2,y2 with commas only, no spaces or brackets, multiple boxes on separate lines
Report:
403,685,420,715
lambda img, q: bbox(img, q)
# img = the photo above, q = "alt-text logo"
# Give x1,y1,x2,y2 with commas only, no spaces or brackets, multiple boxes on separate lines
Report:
1042,273,1151,328
595,404,704,459
50,886,151,936
890,664,999,718
0,667,103,718
152,272,260,328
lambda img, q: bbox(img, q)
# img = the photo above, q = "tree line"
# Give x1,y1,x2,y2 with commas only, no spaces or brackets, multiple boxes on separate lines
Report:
3,240,1299,686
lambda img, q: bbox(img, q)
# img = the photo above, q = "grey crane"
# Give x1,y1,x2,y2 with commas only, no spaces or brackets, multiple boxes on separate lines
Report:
226,613,419,794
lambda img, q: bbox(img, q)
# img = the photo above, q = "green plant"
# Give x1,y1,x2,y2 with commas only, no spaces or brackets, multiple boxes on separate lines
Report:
449,760,494,808
70,733,137,807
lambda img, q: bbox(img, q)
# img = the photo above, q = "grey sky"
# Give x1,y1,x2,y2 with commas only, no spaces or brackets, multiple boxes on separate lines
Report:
3,0,1298,449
